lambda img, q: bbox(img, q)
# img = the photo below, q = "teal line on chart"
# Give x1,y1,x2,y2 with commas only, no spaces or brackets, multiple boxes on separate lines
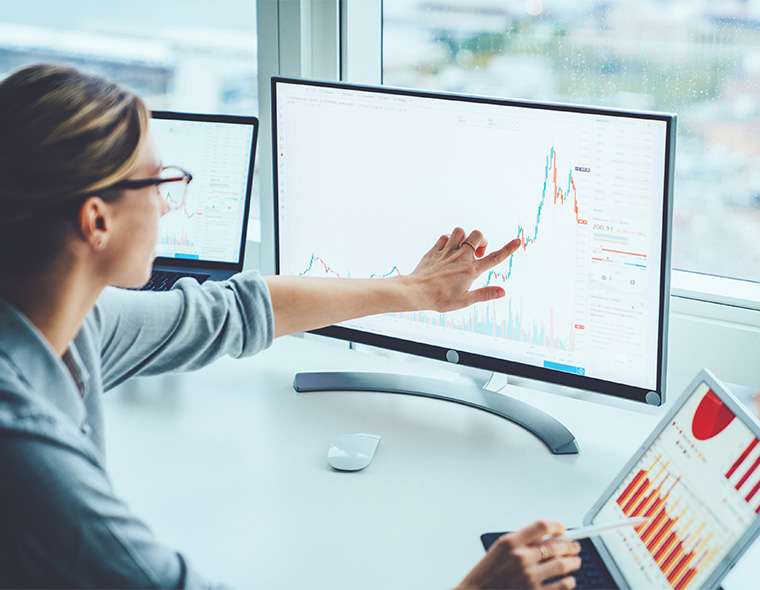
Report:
486,146,583,286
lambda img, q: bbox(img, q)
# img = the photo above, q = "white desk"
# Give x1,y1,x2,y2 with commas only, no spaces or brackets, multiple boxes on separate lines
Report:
104,336,757,589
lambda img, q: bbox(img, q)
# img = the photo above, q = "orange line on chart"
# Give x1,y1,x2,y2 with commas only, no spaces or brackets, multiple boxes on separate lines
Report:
601,247,647,258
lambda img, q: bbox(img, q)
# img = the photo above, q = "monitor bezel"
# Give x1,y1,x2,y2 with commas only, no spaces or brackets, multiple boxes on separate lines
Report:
151,110,259,270
583,368,760,590
271,76,676,405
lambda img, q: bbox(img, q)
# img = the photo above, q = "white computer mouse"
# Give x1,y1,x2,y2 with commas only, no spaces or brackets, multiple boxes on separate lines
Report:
327,433,381,471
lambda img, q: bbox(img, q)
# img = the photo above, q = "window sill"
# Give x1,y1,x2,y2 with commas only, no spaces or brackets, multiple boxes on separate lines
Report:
671,269,760,312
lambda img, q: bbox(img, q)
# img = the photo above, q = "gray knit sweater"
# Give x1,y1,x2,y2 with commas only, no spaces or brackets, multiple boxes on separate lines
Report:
0,272,274,588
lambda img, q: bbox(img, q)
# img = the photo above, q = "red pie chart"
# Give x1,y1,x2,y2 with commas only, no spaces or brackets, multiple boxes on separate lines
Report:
692,389,735,441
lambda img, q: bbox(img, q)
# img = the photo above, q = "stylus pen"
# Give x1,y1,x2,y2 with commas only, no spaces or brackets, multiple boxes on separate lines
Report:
558,517,650,541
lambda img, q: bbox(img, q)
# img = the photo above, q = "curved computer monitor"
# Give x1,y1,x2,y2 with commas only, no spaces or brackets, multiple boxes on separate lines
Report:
272,77,675,407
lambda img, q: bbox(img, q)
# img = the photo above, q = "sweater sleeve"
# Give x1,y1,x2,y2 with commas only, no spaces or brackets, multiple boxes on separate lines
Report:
95,272,275,391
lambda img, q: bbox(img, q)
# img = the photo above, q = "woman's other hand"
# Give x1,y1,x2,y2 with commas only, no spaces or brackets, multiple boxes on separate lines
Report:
457,520,582,590
407,227,521,312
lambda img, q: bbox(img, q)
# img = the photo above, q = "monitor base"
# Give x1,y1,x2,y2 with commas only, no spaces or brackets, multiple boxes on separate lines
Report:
293,371,579,455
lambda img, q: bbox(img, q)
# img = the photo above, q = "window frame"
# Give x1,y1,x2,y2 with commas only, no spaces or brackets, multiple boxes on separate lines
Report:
254,0,342,273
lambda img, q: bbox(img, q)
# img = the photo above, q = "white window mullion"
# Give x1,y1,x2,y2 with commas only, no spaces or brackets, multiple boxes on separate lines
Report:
254,0,280,274
308,0,340,80
255,0,340,274
340,0,381,84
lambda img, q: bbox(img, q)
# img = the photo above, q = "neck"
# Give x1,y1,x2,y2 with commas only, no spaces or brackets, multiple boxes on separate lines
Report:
0,260,105,356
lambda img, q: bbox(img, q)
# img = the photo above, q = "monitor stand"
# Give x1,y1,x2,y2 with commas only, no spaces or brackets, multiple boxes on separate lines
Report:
293,371,579,455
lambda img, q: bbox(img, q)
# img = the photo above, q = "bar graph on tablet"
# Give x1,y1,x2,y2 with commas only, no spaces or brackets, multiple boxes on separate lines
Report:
594,383,760,589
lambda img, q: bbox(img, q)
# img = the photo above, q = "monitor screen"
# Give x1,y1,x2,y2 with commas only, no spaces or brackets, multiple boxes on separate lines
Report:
593,381,760,589
151,115,255,264
273,79,673,401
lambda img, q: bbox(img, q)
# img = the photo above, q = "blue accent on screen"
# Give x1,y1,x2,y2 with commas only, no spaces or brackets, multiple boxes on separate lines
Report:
174,253,200,260
543,360,586,376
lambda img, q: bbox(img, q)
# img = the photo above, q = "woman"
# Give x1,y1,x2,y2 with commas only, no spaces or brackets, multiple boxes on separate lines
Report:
0,64,581,589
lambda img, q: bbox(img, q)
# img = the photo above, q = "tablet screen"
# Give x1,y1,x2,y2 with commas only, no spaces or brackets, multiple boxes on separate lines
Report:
592,381,760,589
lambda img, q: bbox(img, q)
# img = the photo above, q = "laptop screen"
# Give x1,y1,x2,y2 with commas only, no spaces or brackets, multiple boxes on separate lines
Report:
151,116,255,264
593,381,760,589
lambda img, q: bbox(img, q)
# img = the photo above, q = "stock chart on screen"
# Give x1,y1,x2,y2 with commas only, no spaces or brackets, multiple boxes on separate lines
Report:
593,382,760,589
152,118,253,263
275,82,668,390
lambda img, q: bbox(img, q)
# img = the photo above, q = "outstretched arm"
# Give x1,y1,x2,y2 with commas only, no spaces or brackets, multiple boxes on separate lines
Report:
267,227,520,337
97,270,275,390
96,227,517,387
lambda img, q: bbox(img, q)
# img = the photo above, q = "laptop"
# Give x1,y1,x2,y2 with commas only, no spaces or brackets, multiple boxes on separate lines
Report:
482,369,760,590
143,111,258,291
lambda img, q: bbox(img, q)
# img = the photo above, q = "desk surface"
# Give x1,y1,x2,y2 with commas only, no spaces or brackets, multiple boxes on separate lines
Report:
104,336,757,589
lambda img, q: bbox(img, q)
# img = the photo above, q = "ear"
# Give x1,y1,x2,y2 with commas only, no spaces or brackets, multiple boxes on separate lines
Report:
78,196,112,251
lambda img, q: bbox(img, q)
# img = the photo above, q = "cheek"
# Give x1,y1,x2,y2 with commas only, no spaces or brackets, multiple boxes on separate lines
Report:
146,199,162,237
125,201,161,253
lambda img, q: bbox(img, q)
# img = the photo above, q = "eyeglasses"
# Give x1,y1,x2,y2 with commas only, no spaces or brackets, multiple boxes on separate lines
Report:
105,165,193,206
4,165,194,225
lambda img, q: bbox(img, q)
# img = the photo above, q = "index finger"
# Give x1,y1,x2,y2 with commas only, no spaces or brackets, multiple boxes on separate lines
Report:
475,238,521,273
512,520,566,545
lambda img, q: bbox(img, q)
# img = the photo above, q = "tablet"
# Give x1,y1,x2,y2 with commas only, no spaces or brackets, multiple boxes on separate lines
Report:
585,369,760,590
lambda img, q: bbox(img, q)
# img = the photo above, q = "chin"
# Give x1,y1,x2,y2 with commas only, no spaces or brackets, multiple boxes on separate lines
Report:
111,266,153,290
137,265,153,288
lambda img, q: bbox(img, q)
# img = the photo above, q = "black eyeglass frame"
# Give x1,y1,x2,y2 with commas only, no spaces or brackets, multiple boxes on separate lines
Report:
4,165,194,224
101,165,193,194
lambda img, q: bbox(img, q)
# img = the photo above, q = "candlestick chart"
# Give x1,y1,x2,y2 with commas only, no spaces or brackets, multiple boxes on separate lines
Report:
299,146,587,352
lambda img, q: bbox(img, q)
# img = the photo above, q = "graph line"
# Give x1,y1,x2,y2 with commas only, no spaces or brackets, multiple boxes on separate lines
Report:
486,146,587,286
164,187,204,220
300,254,400,279
301,147,584,289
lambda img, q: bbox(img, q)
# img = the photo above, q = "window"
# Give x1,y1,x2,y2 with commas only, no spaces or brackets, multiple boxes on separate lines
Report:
383,1,760,283
0,0,261,241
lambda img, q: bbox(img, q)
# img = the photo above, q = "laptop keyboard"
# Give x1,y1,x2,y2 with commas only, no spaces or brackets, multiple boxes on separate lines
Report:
141,270,210,292
562,538,619,589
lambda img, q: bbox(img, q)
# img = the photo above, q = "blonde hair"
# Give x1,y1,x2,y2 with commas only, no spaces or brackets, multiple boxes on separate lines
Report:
0,63,149,272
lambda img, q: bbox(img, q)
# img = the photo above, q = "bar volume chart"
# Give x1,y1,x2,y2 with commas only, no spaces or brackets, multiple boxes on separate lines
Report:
616,456,719,590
